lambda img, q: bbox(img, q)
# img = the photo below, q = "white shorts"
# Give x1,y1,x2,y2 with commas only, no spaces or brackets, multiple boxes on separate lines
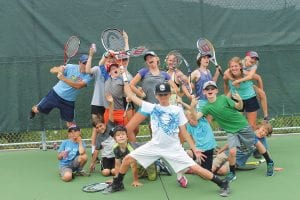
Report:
129,141,196,173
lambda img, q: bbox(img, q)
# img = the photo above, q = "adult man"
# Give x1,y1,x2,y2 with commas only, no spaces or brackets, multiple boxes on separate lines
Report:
30,54,92,127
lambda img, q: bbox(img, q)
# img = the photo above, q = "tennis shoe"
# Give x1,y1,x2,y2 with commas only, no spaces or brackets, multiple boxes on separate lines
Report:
219,180,230,197
177,176,188,188
266,161,274,176
225,172,236,183
156,160,172,176
102,182,124,194
75,170,90,177
29,110,36,119
146,163,157,181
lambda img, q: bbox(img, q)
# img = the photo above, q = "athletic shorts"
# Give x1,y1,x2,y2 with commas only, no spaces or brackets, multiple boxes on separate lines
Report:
59,156,80,176
129,141,196,173
91,105,105,116
238,96,260,112
101,157,115,170
104,109,128,125
37,89,74,122
227,125,255,151
191,148,214,171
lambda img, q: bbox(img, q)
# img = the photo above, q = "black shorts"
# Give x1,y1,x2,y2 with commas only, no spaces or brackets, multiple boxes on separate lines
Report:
238,96,260,112
101,157,115,170
192,148,214,171
91,105,105,116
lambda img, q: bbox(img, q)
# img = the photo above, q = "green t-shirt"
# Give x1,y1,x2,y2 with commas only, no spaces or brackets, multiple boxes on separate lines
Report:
202,95,248,133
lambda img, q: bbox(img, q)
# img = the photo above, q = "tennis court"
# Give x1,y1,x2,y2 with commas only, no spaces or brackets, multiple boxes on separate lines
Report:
1,134,299,200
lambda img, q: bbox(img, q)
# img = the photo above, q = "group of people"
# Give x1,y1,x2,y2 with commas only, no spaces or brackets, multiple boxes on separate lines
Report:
29,32,277,197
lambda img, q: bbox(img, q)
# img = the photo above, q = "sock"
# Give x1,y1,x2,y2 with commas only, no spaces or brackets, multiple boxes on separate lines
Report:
229,165,236,174
211,175,224,187
91,145,95,154
262,151,273,163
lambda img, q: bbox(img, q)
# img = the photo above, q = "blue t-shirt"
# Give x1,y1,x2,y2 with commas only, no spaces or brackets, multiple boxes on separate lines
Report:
58,139,86,168
186,118,217,151
53,64,93,101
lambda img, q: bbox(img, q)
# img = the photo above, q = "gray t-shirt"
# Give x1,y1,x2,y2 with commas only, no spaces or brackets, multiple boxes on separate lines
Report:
95,120,115,158
90,66,108,107
104,76,126,110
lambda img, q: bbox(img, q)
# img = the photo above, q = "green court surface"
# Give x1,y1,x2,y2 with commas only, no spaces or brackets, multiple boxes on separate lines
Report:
1,134,299,200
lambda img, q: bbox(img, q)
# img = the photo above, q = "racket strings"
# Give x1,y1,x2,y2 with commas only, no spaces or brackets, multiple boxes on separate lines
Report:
66,37,80,57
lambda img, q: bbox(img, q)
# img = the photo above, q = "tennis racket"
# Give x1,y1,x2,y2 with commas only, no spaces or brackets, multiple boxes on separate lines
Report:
196,38,223,76
64,36,80,65
245,159,266,166
82,182,110,193
101,28,126,52
166,50,193,94
114,46,148,57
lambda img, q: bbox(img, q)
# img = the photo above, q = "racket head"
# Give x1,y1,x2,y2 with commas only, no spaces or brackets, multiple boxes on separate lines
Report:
101,28,125,52
82,182,109,193
127,46,148,57
64,36,80,65
165,50,183,70
196,38,217,66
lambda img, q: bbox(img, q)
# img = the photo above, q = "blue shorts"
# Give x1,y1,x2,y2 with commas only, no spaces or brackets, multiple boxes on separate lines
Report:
37,89,75,122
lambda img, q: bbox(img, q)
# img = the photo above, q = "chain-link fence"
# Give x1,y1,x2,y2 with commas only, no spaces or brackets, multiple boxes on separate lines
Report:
1,114,299,151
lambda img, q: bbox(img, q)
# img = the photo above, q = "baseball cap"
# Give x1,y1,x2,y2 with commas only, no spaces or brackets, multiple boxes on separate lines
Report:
246,51,259,60
109,125,127,137
68,126,81,132
196,52,212,60
79,54,88,64
202,81,218,90
155,82,171,94
143,51,157,61
106,63,119,72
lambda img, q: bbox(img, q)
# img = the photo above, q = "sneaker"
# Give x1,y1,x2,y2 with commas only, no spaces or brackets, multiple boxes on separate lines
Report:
102,182,124,194
29,110,36,119
263,116,269,123
266,161,274,176
75,170,90,177
146,163,157,181
156,160,172,176
219,180,230,197
177,176,188,188
225,172,236,183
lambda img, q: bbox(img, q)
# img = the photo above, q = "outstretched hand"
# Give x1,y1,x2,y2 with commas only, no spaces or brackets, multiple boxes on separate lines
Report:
131,181,143,187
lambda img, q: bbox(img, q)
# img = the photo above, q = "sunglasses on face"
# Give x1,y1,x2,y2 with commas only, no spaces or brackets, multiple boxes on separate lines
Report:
204,86,216,91
157,93,169,96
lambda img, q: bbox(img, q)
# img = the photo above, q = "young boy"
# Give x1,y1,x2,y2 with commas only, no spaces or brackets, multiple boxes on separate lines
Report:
212,123,275,176
190,81,274,183
104,79,230,197
57,126,89,182
89,94,116,176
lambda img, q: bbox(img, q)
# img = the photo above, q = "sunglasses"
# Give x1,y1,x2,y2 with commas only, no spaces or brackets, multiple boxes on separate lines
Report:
157,93,169,96
204,86,216,91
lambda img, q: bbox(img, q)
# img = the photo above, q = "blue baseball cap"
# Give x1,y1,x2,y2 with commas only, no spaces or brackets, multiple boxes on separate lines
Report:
79,54,88,64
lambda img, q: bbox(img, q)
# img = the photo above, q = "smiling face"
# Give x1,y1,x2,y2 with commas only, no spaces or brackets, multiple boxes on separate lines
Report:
114,131,128,144
95,122,106,134
166,54,179,70
244,56,258,67
229,58,243,78
203,85,218,101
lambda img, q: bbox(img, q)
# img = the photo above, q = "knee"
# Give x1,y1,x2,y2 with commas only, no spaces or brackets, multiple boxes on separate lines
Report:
62,172,73,182
229,148,236,157
101,169,111,176
123,155,133,166
111,168,116,176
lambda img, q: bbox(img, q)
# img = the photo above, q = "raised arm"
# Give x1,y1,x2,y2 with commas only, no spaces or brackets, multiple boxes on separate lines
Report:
85,47,95,74
190,96,204,120
232,92,243,110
